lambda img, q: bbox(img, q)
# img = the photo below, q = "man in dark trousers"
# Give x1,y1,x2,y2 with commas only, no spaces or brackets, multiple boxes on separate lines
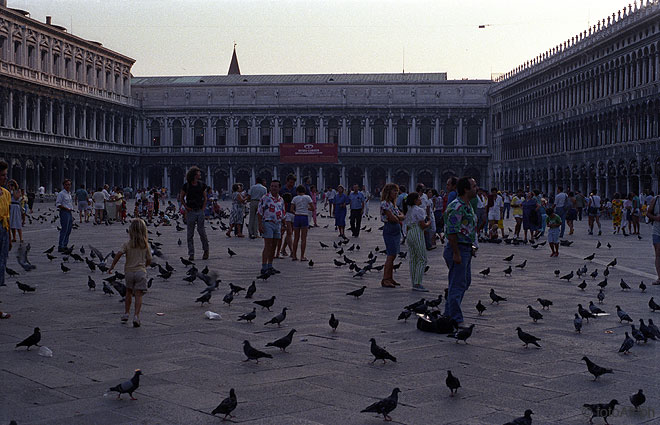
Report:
179,166,209,261
348,184,365,237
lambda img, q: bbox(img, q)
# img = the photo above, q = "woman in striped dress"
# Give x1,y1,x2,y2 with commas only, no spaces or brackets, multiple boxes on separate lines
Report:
403,192,430,292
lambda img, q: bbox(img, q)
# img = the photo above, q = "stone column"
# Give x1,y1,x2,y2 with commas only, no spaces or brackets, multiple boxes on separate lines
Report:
207,165,212,187
273,118,280,146
409,169,415,194
296,117,302,143
364,118,370,147
59,104,65,135
457,118,464,146
341,118,348,146
100,111,106,141
81,107,87,139
35,97,41,133
70,105,76,137
7,90,13,128
435,118,440,146
318,118,325,143
341,165,346,187
46,159,53,193
481,119,486,145
21,93,27,130
387,117,393,146
296,166,301,181
411,117,416,146
273,165,278,180
119,115,124,144
91,110,97,140
318,166,324,190
206,117,212,148
387,167,392,183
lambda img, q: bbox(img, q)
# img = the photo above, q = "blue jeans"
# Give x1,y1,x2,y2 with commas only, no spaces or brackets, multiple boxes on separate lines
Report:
0,228,8,286
59,210,73,249
443,244,472,323
555,206,567,237
503,203,510,219
540,213,547,235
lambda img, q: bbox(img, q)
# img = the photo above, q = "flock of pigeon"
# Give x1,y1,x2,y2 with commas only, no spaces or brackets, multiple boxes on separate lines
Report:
4,204,659,424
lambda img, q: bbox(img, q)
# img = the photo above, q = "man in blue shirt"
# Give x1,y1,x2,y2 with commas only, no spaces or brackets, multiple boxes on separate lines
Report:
396,186,408,210
446,177,458,204
348,184,365,237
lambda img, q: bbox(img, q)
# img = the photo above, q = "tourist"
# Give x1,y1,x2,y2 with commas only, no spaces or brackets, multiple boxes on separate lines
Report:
348,184,365,237
326,185,336,217
611,193,623,234
432,188,445,243
476,189,487,236
446,177,458,204
396,185,407,210
258,179,285,277
276,192,293,258
443,176,477,325
332,185,349,238
521,191,539,243
179,166,209,261
587,190,602,236
55,179,73,252
487,188,503,237
361,185,371,217
546,207,561,257
631,191,641,235
75,184,89,223
291,185,313,261
645,193,660,285
537,197,547,238
425,188,437,248
227,183,246,238
247,177,267,239
8,180,23,243
108,218,152,328
380,183,403,288
0,160,10,289
623,194,632,235
92,188,105,224
503,190,511,219
511,189,524,238
565,191,577,236
554,186,568,238
575,190,586,221
310,184,318,227
403,192,430,292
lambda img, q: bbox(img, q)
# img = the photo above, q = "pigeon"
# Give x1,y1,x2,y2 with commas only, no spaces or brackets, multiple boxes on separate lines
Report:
603,266,610,277
5,267,19,277
211,388,237,419
503,254,514,261
578,304,596,322
516,327,541,348
109,370,142,400
43,245,55,254
582,356,613,380
183,275,196,284
527,305,543,322
87,276,96,290
228,248,237,257
649,297,660,312
536,298,553,310
639,281,647,292
446,370,461,396
554,269,561,277
574,313,583,333
177,238,182,246
476,300,487,315
329,313,339,331
194,289,214,305
588,301,606,315
639,319,657,341
222,291,234,307
479,267,490,277
590,269,598,279
647,319,660,339
559,271,573,281
180,257,194,267
503,409,534,425
426,294,443,309
333,259,344,267
620,279,630,291
583,400,618,425
242,340,272,363
253,296,276,311
360,388,400,422
607,258,617,267
397,310,412,321
578,280,587,291
515,260,527,269
619,332,635,354
308,259,314,267
264,307,288,326
405,298,426,311
347,286,366,299
447,324,475,343
597,289,605,304
15,327,41,350
596,241,601,249
158,270,172,279
265,329,296,351
238,308,257,323
503,266,512,276
319,241,329,248
46,253,56,261
245,281,257,299
607,242,612,249
630,389,645,411
490,288,507,304
147,278,154,289
616,305,632,323
631,324,647,343
584,253,595,261
597,278,608,289
103,282,115,295
16,281,35,293
369,338,397,363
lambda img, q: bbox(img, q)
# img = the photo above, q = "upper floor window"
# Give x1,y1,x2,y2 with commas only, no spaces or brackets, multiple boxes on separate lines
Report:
350,118,362,146
193,119,204,146
305,118,316,143
215,119,226,145
13,41,21,65
282,118,294,143
238,119,249,145
327,118,339,144
172,119,183,146
0,37,6,61
466,118,480,146
260,119,271,145
372,118,385,146
27,45,35,68
75,61,82,82
443,119,456,146
65,57,72,79
419,118,432,146
396,118,408,146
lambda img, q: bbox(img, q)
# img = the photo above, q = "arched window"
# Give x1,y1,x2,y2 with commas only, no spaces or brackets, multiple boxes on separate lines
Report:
372,118,385,146
282,118,294,143
172,119,182,146
238,119,249,145
260,119,271,145
419,118,432,146
193,119,205,146
350,119,362,146
443,119,455,146
396,118,408,146
467,118,480,146
327,119,339,144
305,118,316,143
215,119,226,145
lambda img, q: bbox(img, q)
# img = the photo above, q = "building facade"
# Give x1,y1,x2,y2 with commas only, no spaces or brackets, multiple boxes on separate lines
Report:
490,0,660,198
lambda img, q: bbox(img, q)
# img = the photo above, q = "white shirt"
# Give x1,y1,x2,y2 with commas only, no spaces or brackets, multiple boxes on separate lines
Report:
55,189,74,211
291,194,313,215
38,186,45,195
102,189,111,201
554,192,568,208
476,194,487,209
328,189,336,200
504,194,511,204
404,205,426,227
588,195,601,208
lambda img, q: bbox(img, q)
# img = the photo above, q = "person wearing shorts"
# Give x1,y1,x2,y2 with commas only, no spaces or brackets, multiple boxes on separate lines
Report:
258,180,285,276
291,185,313,261
92,188,105,224
380,183,404,288
546,208,561,257
646,194,660,285
75,184,90,223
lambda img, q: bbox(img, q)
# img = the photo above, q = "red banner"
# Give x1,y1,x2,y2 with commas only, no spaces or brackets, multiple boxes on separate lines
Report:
279,143,338,164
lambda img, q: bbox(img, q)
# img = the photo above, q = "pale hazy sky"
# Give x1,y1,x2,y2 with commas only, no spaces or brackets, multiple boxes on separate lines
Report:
16,0,630,79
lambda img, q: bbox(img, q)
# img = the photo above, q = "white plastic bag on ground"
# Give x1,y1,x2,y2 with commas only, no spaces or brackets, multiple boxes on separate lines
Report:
204,311,221,320
38,346,53,357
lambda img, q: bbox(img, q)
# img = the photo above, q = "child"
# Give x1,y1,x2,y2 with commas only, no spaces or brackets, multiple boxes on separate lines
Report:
291,185,313,261
8,180,23,243
403,192,430,292
276,192,293,258
546,207,561,257
108,218,152,327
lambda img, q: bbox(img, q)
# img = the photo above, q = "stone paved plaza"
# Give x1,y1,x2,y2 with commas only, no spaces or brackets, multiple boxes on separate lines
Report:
1,200,659,425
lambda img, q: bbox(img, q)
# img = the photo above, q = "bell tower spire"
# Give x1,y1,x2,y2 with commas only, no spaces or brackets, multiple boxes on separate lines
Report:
228,43,241,75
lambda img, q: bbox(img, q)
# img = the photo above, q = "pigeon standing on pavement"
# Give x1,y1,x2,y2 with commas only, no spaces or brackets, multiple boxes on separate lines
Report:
445,370,460,396
265,329,297,352
108,369,142,400
347,286,367,299
360,388,400,421
242,340,273,363
630,389,646,411
329,313,339,331
369,338,397,363
619,332,635,354
503,409,534,425
264,307,288,326
527,305,543,323
616,305,633,323
516,327,541,348
245,281,257,299
15,327,41,350
447,324,475,344
211,388,237,420
237,308,257,323
583,400,618,424
581,356,613,380
574,313,582,333
476,300,487,315
490,289,507,304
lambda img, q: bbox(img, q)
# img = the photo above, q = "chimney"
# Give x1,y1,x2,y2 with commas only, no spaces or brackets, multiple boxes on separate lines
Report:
46,16,52,25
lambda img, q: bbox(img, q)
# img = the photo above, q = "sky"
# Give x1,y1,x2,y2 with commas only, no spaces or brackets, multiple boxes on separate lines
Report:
15,0,632,79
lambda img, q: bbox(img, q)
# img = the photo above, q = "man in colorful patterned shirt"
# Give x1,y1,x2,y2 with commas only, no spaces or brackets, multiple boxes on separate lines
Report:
443,176,478,325
258,180,285,277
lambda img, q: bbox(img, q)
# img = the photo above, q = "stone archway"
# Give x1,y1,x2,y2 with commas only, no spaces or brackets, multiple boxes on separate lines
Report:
213,168,229,193
235,168,251,190
257,167,272,185
148,167,163,188
324,167,340,189
169,167,185,196
301,166,317,187
347,167,364,188
393,169,410,190
370,167,386,196
416,169,433,188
